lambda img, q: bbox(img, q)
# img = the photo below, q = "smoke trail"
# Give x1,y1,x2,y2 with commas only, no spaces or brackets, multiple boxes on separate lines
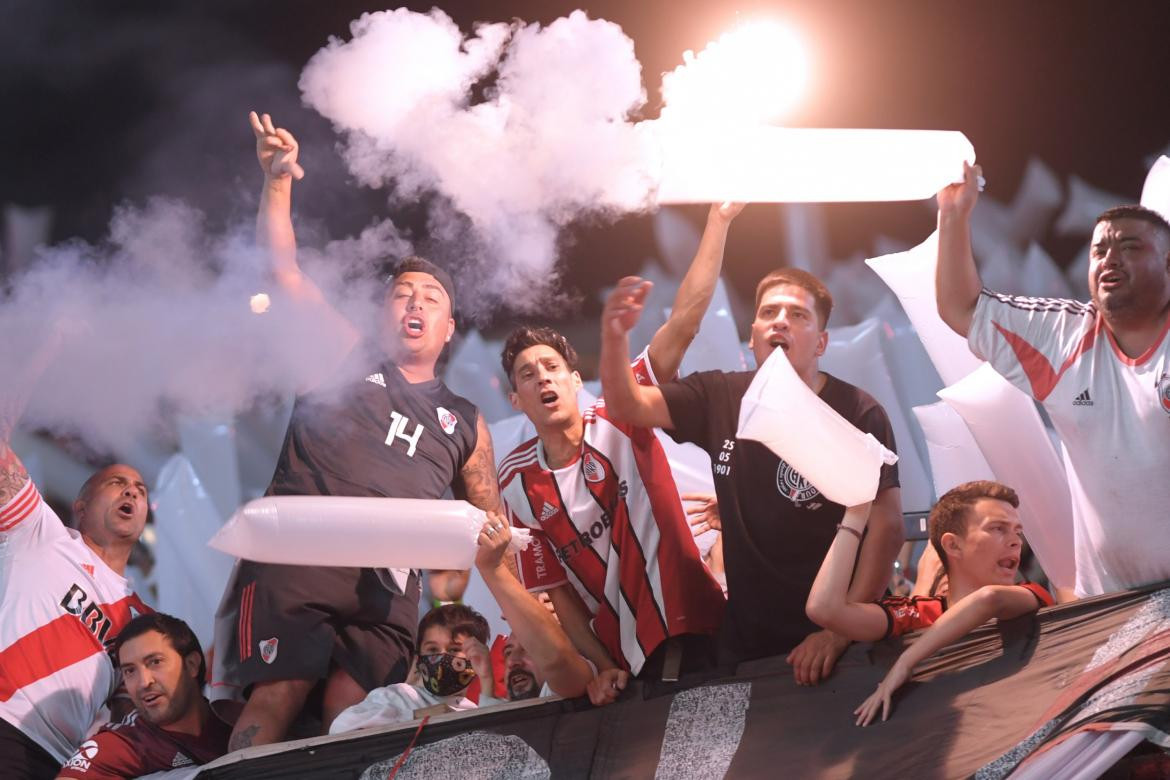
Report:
1,198,399,458
299,8,654,319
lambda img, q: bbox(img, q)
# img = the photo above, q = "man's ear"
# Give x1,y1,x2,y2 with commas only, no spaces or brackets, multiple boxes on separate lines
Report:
183,652,202,680
445,318,456,344
572,371,583,392
815,330,828,357
940,531,962,561
508,391,521,412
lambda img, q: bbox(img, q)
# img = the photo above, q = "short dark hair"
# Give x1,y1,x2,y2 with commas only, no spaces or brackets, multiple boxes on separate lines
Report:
500,325,579,389
754,268,833,328
416,604,490,653
1096,205,1170,242
386,255,456,313
111,612,205,684
928,481,1020,571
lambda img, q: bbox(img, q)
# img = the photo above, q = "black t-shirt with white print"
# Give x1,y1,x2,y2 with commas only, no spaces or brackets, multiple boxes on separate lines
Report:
660,370,899,663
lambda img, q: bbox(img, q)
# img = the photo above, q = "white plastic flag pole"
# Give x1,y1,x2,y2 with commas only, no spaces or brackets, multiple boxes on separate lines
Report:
646,125,975,204
208,496,530,570
1141,155,1170,224
736,345,897,507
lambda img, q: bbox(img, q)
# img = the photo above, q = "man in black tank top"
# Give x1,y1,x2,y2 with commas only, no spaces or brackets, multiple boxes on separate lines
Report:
211,113,504,750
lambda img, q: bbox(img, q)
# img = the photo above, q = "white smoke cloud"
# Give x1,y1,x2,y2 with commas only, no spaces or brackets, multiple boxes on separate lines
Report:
1,198,391,458
299,8,654,317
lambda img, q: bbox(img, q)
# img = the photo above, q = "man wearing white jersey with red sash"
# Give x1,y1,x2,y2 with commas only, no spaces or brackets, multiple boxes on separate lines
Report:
937,162,1170,596
497,204,741,700
0,339,151,779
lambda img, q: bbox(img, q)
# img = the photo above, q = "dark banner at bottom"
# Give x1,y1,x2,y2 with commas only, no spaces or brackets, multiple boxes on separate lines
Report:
199,583,1170,780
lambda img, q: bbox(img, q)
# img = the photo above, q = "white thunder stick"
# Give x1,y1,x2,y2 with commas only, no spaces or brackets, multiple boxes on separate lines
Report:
646,125,975,204
208,496,530,569
737,345,898,507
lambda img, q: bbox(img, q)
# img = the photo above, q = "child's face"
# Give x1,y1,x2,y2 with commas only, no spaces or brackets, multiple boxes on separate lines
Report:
952,499,1025,586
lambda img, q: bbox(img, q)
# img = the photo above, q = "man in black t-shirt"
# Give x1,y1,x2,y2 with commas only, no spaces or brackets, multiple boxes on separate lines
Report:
210,113,505,749
600,266,903,684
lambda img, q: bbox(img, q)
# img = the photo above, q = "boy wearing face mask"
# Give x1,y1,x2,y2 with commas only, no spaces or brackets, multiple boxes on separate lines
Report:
328,605,499,734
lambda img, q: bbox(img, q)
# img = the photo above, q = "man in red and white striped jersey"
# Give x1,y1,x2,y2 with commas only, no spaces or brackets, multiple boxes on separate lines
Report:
0,340,152,779
497,204,742,698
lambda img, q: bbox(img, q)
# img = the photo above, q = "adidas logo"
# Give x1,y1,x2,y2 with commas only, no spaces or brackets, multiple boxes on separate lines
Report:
365,373,386,387
1072,389,1093,407
539,502,558,522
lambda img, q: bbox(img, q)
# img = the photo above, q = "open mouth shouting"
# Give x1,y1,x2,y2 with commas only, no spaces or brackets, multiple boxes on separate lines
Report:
140,690,165,709
539,389,559,408
996,556,1020,578
403,316,426,336
116,500,136,520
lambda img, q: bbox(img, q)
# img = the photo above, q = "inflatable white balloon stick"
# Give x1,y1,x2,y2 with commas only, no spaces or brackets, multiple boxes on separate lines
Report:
1141,155,1170,223
736,345,897,507
209,496,530,570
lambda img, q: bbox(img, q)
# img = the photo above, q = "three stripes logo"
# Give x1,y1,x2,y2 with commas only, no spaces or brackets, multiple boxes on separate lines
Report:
1072,389,1093,407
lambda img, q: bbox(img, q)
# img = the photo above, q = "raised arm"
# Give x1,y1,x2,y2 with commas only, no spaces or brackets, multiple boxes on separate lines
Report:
854,583,1044,726
599,278,675,429
805,503,889,642
646,203,745,380
249,112,358,347
474,520,594,698
935,161,985,337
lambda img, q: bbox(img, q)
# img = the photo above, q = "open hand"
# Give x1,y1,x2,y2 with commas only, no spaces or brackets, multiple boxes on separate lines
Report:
854,661,911,726
683,493,721,535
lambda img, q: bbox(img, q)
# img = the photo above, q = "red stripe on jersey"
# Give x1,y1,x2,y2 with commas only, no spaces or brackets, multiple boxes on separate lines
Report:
0,481,39,531
1105,308,1170,367
993,318,1099,401
239,583,254,661
516,472,622,642
0,593,150,703
498,439,540,484
582,442,667,661
614,410,725,638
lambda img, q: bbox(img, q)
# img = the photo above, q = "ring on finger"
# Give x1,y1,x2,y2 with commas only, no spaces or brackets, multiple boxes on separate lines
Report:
485,526,497,536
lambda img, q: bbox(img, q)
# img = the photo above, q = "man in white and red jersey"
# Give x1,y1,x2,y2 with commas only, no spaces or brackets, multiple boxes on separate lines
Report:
497,204,742,698
0,425,151,778
937,163,1170,597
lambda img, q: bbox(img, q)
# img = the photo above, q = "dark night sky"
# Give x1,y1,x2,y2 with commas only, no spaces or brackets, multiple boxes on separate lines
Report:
4,0,1170,325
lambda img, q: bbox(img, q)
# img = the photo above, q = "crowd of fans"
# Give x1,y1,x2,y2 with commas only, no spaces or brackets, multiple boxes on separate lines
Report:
1,118,1168,779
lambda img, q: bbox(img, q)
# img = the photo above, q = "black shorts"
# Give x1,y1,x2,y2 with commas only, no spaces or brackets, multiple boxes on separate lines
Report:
222,562,418,695
0,718,60,780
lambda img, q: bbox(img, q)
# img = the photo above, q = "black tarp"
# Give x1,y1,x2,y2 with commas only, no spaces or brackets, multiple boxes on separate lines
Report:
199,583,1170,780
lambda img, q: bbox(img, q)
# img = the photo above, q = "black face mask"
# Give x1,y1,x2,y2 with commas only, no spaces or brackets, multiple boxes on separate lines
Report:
417,652,476,698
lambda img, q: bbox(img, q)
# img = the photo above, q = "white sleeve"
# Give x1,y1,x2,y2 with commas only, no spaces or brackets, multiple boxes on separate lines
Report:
968,290,1097,401
0,478,64,553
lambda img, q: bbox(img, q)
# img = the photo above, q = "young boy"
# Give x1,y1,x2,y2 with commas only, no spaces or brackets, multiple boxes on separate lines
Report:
328,605,500,734
805,480,1054,726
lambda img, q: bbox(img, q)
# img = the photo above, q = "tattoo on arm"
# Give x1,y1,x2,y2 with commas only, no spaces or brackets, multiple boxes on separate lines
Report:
457,415,502,513
0,443,29,508
229,724,261,752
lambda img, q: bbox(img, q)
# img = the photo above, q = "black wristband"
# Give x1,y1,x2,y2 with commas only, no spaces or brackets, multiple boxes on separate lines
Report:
836,523,863,542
